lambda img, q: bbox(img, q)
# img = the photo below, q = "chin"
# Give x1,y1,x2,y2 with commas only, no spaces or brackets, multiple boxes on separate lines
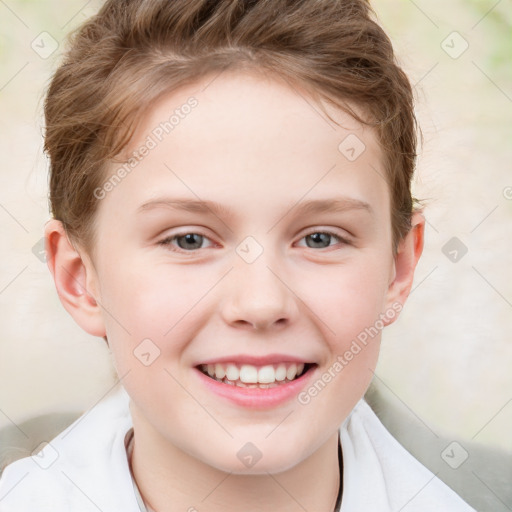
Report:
199,443,305,475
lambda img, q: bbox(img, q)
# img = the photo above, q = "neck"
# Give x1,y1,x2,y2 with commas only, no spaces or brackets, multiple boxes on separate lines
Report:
129,413,341,512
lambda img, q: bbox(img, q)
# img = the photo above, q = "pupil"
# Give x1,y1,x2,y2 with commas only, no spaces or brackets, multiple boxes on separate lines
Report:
308,233,330,248
178,233,202,250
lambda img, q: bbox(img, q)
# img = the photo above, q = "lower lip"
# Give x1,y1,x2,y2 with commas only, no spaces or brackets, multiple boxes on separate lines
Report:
194,366,316,409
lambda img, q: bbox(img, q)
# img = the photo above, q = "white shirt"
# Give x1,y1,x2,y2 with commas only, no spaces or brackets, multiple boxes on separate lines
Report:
0,383,475,511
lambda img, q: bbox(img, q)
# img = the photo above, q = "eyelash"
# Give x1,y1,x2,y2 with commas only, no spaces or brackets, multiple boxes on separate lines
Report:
157,229,351,254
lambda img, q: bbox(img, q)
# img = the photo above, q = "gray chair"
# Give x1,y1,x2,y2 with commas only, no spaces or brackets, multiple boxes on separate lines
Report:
0,411,81,473
364,381,512,512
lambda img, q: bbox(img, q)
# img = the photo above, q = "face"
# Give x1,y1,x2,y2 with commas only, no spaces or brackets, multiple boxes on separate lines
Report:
83,70,401,473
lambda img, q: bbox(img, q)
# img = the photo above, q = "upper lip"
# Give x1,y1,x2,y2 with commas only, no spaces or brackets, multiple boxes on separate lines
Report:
196,354,314,366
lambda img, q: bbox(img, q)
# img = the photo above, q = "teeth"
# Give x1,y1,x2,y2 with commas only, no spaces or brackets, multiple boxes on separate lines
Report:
275,364,287,381
257,365,276,384
200,362,310,385
286,363,297,380
214,363,226,379
240,365,258,383
225,364,240,381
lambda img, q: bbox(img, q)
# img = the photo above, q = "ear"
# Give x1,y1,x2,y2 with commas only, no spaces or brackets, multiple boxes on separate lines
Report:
383,212,425,326
44,219,106,337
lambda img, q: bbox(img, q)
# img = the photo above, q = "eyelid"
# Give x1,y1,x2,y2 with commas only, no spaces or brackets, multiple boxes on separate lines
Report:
157,229,217,253
157,226,352,254
297,227,352,247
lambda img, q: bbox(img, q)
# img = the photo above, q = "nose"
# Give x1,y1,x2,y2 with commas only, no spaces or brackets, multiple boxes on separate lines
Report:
220,252,299,331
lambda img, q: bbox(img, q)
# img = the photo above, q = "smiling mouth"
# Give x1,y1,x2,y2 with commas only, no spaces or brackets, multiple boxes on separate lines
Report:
196,362,317,388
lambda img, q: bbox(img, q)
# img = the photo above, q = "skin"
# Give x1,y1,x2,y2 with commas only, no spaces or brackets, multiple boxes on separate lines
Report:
45,69,424,512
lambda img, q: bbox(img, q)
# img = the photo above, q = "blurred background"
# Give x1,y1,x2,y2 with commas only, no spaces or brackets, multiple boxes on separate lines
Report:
0,0,510,460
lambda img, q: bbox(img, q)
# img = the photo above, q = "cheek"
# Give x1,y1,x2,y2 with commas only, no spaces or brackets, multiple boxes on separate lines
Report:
303,256,392,346
299,260,388,419
99,256,200,329
97,257,215,368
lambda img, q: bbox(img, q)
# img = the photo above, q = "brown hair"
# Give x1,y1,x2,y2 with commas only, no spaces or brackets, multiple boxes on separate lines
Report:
44,0,419,253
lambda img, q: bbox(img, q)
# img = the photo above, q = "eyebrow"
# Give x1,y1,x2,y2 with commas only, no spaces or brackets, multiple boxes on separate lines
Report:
137,196,373,218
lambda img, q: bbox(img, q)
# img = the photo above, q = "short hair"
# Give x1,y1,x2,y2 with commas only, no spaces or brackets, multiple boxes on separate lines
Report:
44,0,419,253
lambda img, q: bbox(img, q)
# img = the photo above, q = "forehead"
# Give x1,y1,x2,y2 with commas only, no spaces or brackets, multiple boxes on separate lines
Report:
126,68,377,160
105,69,389,224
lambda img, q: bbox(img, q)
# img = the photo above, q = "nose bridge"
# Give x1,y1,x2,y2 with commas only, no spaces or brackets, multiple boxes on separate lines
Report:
221,237,297,330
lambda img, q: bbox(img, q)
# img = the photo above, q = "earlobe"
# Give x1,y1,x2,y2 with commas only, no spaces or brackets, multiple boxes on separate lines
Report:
383,212,425,326
44,219,106,337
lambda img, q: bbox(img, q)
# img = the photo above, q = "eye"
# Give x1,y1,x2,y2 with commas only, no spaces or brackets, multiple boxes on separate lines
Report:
158,232,215,252
157,229,350,253
297,230,350,250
